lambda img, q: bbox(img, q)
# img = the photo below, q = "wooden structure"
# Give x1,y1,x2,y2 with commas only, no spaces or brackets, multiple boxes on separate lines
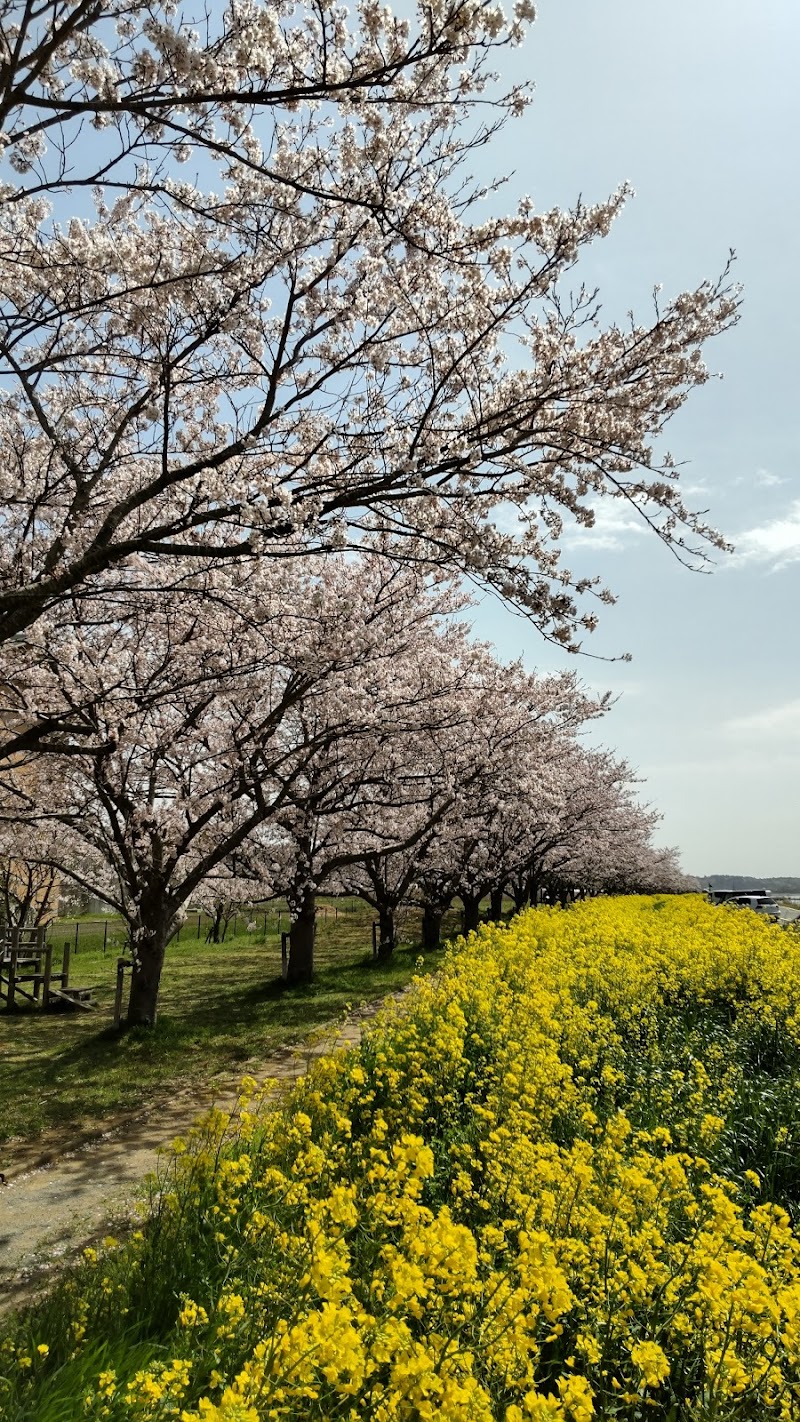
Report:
113,957,132,1028
0,927,95,1011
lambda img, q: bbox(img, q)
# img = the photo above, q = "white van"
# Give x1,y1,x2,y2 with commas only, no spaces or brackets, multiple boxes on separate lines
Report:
730,895,781,919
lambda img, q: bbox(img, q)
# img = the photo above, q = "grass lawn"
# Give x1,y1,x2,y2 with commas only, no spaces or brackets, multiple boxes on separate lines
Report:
0,899,462,1154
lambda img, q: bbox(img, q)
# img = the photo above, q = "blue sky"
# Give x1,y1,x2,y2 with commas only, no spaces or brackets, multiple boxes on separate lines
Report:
467,0,800,875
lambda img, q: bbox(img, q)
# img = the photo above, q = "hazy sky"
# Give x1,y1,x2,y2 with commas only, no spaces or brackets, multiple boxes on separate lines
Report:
465,0,800,876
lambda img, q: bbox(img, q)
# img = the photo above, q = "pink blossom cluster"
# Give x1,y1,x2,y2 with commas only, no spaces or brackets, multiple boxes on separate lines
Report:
1,555,689,1022
0,0,737,661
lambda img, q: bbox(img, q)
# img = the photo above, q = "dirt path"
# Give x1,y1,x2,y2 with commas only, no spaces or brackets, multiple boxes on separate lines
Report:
0,995,401,1318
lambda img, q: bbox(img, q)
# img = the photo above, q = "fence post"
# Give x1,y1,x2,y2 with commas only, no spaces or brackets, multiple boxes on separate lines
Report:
62,939,71,990
103,920,108,954
197,913,202,938
74,920,80,956
8,927,19,1008
33,926,46,1001
42,942,53,1006
113,958,129,1029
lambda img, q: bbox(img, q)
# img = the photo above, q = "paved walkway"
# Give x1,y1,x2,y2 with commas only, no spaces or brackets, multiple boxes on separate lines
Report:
0,996,400,1317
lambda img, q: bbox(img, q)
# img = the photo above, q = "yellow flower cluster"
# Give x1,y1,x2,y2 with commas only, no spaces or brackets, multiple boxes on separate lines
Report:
10,896,800,1422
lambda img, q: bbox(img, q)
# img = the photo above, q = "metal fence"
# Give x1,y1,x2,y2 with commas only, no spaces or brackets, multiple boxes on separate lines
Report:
45,917,124,956
45,900,366,954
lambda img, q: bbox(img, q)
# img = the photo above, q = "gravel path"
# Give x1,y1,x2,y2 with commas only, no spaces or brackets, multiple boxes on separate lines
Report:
0,995,399,1318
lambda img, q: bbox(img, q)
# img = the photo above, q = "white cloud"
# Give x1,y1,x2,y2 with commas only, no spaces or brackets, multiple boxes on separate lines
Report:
733,467,787,489
722,699,800,740
584,677,645,703
755,467,787,488
562,500,646,551
732,499,800,568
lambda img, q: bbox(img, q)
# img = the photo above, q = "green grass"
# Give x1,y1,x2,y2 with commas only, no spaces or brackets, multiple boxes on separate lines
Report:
0,899,462,1155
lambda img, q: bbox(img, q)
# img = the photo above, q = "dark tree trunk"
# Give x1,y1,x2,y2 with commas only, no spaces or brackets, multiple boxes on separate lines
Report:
421,903,443,951
559,886,570,908
377,906,396,962
542,879,555,906
512,878,527,911
462,892,481,935
127,911,171,1026
489,886,504,921
206,903,224,943
287,889,316,985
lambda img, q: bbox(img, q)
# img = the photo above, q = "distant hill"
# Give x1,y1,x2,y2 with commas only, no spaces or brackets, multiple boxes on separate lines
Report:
701,875,800,894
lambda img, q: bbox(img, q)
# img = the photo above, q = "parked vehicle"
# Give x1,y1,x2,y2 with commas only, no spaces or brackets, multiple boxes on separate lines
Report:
727,894,781,920
708,887,767,904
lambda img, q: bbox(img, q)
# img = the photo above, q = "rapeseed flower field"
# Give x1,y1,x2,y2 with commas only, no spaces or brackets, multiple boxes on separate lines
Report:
5,896,800,1422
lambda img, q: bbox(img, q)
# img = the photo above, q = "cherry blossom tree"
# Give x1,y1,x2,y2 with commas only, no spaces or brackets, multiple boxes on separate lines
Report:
404,665,607,937
5,555,471,1019
537,762,665,904
191,865,272,944
581,838,694,898
403,714,673,928
1,0,728,1004
334,649,602,950
258,609,489,978
0,819,62,930
0,0,530,203
2,542,696,1021
0,0,739,744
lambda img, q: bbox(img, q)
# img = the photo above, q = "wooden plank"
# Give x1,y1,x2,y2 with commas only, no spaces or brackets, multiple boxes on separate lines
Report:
7,982,38,1006
47,985,95,1012
42,943,53,1007
8,931,18,1009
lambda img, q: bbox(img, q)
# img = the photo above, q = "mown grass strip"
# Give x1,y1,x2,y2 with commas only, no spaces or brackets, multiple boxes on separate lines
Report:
0,900,459,1152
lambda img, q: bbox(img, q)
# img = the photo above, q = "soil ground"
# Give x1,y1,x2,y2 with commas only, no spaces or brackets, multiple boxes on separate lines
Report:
0,993,402,1319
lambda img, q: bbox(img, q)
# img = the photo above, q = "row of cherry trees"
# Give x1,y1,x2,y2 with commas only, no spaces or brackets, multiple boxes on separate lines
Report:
1,554,691,1024
0,0,723,1023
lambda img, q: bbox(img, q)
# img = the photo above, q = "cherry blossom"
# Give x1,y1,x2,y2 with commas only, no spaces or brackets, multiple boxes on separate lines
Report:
0,0,739,689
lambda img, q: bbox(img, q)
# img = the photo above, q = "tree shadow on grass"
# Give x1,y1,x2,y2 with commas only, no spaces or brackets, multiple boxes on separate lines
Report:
1,947,425,1144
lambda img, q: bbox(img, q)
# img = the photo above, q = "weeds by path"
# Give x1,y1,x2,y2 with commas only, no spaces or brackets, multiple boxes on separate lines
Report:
0,901,457,1156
